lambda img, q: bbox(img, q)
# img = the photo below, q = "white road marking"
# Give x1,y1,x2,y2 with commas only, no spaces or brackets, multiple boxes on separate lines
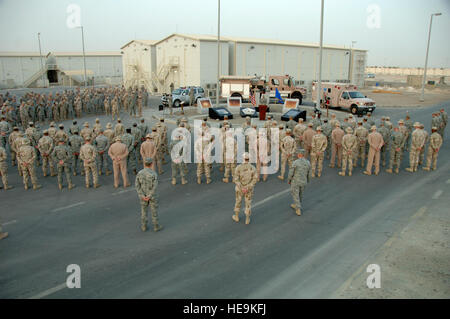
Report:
3,220,18,226
111,188,135,196
51,202,86,213
432,190,443,200
252,189,290,209
29,283,66,299
412,206,428,220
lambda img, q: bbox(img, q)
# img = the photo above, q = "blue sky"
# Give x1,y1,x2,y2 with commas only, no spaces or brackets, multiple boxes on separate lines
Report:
0,0,449,68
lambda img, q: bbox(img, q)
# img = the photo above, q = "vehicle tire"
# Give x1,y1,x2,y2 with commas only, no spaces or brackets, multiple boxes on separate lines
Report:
174,100,181,108
351,105,358,115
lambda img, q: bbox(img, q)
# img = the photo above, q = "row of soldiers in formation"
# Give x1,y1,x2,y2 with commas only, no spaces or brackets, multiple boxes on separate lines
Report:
0,108,447,234
0,116,168,191
0,85,149,130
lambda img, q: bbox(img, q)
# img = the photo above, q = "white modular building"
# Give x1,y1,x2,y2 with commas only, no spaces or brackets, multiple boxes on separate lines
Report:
0,51,122,89
228,37,367,90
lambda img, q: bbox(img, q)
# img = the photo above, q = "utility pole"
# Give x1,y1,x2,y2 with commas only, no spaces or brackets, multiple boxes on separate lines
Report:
37,33,45,87
316,0,324,112
420,13,441,102
80,26,88,87
216,0,221,107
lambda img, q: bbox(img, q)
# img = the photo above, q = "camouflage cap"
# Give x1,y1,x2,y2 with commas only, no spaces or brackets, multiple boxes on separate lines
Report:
43,129,48,134
285,128,292,134
307,122,313,127
95,118,100,122
370,125,377,131
432,126,438,130
83,122,89,127
335,121,341,127
106,123,112,128
398,119,404,124
385,116,390,120
316,126,322,131
59,124,64,128
413,122,421,127
345,127,353,133
58,138,65,143
145,134,152,139
28,121,34,125
114,136,122,142
144,157,153,165
243,152,250,160
297,148,306,155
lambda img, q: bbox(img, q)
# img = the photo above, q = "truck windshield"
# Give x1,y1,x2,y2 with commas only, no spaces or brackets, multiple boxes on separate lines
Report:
349,91,365,99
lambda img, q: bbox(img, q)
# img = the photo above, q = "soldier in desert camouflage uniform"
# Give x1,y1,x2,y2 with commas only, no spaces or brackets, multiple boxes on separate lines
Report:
38,130,56,177
278,129,296,180
17,138,41,190
170,134,187,185
310,126,327,178
135,157,163,232
95,129,111,176
354,121,368,168
288,148,311,216
423,127,443,171
195,133,213,184
339,127,357,177
222,130,237,183
386,127,403,174
232,152,258,225
51,138,75,190
80,137,100,188
0,145,13,190
405,122,425,173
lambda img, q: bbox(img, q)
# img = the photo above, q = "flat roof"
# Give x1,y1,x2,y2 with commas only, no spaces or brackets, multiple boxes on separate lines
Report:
154,33,232,45
0,51,121,57
121,40,158,49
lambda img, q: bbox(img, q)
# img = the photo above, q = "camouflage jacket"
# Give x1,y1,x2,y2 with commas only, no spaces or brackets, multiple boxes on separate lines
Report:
135,167,158,199
80,143,97,163
69,135,84,154
38,136,54,156
234,163,257,190
429,132,442,150
95,135,110,153
390,131,404,151
288,158,311,187
121,133,135,152
51,145,71,163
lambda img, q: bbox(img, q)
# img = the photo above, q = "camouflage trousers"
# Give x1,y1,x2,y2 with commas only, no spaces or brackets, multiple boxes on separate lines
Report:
291,184,305,209
171,161,186,179
342,151,354,174
224,162,236,179
20,163,38,187
97,152,110,174
280,153,293,178
0,162,8,187
325,136,331,159
310,152,324,176
425,146,439,170
57,163,72,186
154,150,163,174
72,154,83,175
129,104,137,117
127,149,137,172
42,155,55,176
111,107,119,121
409,147,421,169
331,143,342,168
388,148,402,170
83,161,99,186
0,136,7,148
234,187,254,216
140,198,159,228
419,146,426,165
197,162,211,179
10,150,16,165
380,143,388,167
354,142,366,167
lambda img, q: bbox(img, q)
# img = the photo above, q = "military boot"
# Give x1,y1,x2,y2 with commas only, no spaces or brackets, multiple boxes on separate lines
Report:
363,171,371,176
58,183,63,190
86,184,90,188
43,171,47,177
245,214,251,225
386,168,393,174
94,183,101,188
296,208,302,216
395,167,399,174
99,170,102,176
0,232,8,240
197,177,201,184
73,171,77,176
181,177,187,185
153,224,163,232
171,178,176,185
141,224,147,232
106,170,112,176
4,184,13,190
405,167,413,172
348,171,352,177
68,183,75,190
263,175,268,182
277,175,284,181
317,171,322,178
222,177,229,183
422,167,430,171
338,171,345,176
33,184,42,190
232,212,239,223
290,204,297,210
206,178,212,184
311,172,315,178
24,184,28,190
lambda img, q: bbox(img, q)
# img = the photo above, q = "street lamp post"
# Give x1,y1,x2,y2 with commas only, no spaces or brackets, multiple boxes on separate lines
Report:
316,0,324,112
78,26,88,87
37,33,45,87
420,13,441,102
216,0,221,107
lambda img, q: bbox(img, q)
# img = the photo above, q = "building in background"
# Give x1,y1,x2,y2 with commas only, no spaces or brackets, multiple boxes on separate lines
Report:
0,51,122,89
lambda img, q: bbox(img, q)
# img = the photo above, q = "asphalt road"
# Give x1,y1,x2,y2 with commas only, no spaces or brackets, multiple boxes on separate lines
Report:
0,94,448,298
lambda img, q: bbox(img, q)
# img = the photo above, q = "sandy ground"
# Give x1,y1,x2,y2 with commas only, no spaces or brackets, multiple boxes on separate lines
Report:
361,87,450,108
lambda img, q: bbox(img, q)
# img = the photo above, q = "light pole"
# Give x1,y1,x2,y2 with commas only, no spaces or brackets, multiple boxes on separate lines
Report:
316,0,324,112
77,26,88,87
37,33,45,87
420,12,441,102
216,0,221,107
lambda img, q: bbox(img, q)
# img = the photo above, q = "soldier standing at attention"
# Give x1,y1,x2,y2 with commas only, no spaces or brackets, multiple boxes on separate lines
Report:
0,145,13,190
170,134,188,185
38,130,55,177
378,122,390,167
17,139,41,190
69,130,84,176
310,126,327,178
108,136,131,188
423,126,443,171
293,118,306,149
405,122,425,173
354,121,368,168
51,139,75,190
330,122,344,169
135,157,163,232
232,152,258,225
364,126,384,176
302,122,315,159
95,129,111,176
278,129,296,180
386,127,403,174
195,133,213,184
340,127,357,177
439,108,447,138
288,148,311,216
80,137,100,188
321,119,332,160
114,118,125,137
